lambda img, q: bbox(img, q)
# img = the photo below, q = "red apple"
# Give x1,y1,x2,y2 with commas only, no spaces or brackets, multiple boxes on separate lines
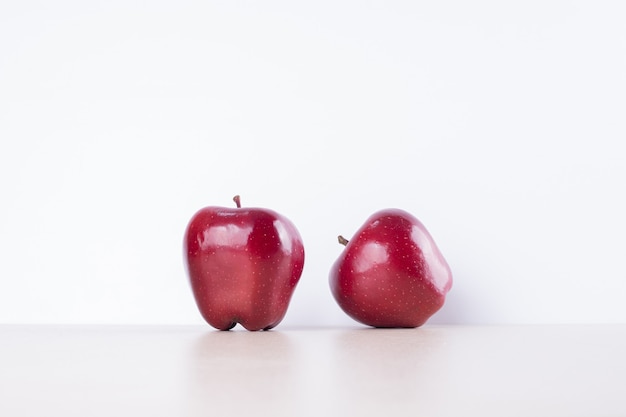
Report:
184,196,305,331
329,209,452,328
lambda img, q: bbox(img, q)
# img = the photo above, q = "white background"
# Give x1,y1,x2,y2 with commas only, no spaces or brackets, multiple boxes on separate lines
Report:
1,1,624,326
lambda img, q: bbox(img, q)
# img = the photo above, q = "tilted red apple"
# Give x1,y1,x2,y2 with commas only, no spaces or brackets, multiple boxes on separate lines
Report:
329,209,452,328
184,196,305,331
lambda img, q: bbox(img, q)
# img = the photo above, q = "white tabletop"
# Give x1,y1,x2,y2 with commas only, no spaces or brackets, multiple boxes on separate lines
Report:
1,324,624,416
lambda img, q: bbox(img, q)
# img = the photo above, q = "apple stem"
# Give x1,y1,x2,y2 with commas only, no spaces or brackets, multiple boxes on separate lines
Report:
233,195,241,208
338,235,349,246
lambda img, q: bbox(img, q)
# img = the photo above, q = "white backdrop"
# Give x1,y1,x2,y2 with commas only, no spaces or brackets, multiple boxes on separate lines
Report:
1,1,625,326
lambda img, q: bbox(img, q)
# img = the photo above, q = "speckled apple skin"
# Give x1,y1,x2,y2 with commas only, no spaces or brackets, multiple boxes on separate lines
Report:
184,206,304,331
329,209,452,328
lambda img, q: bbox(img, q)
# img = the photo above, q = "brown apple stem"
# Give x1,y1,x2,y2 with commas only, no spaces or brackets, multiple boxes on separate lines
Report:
338,235,349,246
233,195,241,208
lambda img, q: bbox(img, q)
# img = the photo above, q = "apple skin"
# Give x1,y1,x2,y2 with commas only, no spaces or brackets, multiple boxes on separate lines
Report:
329,209,452,328
184,198,304,331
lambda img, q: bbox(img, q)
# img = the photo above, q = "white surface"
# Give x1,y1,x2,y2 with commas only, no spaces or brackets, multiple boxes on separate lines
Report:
1,324,625,416
1,1,626,326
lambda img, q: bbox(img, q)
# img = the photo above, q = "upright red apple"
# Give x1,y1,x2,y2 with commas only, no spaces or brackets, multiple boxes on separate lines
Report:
329,209,452,328
184,196,305,331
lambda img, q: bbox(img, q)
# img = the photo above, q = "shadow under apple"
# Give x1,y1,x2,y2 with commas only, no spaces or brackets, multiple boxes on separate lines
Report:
327,326,454,414
184,329,298,416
